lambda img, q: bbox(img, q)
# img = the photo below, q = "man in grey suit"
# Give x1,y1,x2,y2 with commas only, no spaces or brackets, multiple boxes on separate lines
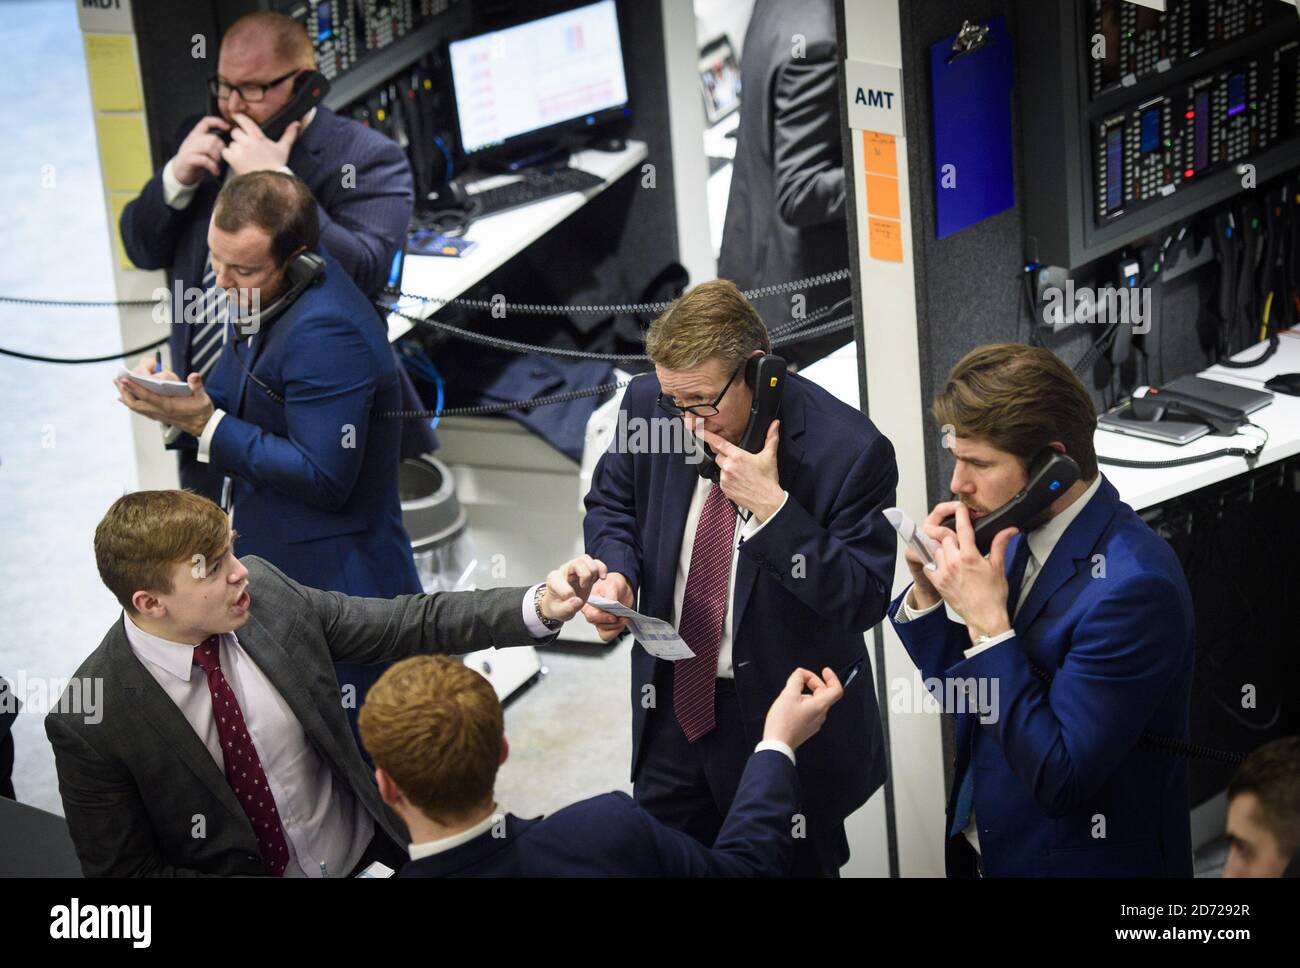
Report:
46,490,606,877
718,0,850,368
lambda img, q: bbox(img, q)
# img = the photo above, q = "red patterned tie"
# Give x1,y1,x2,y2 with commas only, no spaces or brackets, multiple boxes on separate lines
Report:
192,635,290,876
674,484,737,742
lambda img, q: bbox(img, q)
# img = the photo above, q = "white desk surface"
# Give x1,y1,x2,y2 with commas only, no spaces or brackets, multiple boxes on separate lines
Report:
1097,328,1300,511
386,140,649,343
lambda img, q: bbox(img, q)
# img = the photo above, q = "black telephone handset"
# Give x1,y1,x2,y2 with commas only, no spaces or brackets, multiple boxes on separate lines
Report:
940,449,1081,555
231,251,326,343
1129,384,1248,435
698,354,787,482
209,70,331,146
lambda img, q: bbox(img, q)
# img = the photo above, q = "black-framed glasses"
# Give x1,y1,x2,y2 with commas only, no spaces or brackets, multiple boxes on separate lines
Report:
656,362,743,418
207,68,299,103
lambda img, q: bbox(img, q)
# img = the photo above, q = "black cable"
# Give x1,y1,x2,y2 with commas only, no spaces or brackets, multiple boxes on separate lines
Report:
1216,332,1279,369
0,335,169,364
1025,659,1244,764
0,268,853,316
1098,422,1268,469
379,377,633,420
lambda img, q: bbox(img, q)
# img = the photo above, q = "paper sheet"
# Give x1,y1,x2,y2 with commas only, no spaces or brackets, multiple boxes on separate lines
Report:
117,366,193,397
588,595,695,661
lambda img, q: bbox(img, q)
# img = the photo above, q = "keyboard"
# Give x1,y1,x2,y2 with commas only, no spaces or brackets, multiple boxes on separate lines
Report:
469,166,606,218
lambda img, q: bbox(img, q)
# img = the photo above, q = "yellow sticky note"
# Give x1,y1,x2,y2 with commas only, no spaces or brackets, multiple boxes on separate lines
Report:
85,34,141,112
868,217,903,262
865,173,900,219
862,130,897,177
95,115,153,192
108,193,138,270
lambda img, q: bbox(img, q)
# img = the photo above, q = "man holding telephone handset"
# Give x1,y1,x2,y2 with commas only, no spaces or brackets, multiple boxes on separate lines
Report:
889,344,1195,877
119,10,427,504
116,170,420,755
582,280,899,876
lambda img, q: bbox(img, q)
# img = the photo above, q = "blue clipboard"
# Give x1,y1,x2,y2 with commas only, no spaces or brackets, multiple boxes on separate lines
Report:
929,17,1015,240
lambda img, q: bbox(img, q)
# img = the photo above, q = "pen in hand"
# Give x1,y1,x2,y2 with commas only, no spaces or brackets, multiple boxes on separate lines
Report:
154,351,162,375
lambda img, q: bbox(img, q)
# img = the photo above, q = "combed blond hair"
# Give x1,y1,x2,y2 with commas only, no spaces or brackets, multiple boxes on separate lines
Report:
94,490,231,613
358,656,503,822
645,279,770,370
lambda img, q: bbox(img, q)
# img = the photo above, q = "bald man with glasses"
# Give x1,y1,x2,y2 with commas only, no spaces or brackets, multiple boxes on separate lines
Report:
120,10,434,504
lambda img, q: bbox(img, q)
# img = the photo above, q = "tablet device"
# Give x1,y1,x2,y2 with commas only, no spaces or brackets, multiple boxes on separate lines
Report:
1097,403,1210,445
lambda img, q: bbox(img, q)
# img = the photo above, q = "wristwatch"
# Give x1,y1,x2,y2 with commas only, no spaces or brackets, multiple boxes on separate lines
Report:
533,584,563,632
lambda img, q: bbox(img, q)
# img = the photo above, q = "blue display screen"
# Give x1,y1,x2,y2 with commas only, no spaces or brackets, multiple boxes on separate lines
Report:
1106,129,1124,210
1227,73,1246,117
1141,109,1160,153
1194,92,1210,170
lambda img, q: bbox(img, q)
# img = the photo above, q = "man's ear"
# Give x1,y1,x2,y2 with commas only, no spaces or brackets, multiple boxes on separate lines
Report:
375,767,400,807
500,735,510,767
131,590,164,618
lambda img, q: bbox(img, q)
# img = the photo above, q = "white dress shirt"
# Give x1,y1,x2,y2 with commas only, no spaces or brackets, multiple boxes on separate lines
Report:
408,807,505,861
672,475,787,678
122,612,372,877
895,475,1103,854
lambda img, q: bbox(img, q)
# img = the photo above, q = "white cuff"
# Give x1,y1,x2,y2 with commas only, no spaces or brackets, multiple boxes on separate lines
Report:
754,739,796,766
963,629,1016,660
196,408,226,464
521,583,557,639
162,158,200,209
896,584,945,623
742,489,788,538
160,422,183,446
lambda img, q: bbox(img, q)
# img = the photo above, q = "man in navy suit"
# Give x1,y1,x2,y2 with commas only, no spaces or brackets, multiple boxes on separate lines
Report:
890,344,1194,877
116,171,417,741
119,11,431,503
581,280,898,876
359,654,844,877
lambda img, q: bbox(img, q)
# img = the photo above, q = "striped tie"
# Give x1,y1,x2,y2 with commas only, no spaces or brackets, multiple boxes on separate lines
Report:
673,484,737,742
187,256,230,379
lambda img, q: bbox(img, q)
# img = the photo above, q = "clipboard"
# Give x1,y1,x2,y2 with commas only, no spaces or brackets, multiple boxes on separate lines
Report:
929,17,1015,240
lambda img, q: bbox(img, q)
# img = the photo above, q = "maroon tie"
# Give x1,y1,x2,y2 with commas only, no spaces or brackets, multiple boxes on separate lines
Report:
192,635,290,876
674,484,737,742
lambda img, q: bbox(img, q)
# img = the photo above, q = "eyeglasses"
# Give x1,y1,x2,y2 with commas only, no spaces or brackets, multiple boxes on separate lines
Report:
207,68,299,103
656,362,742,418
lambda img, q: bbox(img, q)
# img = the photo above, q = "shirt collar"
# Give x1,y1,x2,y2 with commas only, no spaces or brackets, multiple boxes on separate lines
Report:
122,612,213,683
408,807,504,861
1025,474,1103,569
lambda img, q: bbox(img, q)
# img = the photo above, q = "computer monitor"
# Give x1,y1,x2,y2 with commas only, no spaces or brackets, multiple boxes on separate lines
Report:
448,0,630,159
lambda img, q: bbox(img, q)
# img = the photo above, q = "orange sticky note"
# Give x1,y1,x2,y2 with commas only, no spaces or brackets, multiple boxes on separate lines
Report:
868,218,903,262
865,173,900,219
863,130,897,177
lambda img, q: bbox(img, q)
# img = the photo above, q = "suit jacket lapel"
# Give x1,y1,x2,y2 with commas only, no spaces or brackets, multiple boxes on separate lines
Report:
731,381,806,635
110,622,249,828
287,106,333,184
234,607,340,770
1012,478,1120,633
